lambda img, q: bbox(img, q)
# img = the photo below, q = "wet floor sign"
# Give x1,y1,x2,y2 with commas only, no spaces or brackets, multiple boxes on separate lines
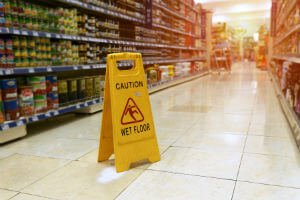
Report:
98,53,160,172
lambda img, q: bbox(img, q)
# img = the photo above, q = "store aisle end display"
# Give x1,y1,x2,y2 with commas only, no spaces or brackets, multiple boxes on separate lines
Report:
270,0,300,149
0,0,211,143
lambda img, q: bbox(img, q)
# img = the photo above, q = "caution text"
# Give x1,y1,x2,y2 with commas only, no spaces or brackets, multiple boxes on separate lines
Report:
121,123,150,136
116,81,144,90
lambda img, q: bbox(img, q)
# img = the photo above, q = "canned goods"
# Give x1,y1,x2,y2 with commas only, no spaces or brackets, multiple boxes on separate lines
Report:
18,86,34,116
47,92,59,109
1,79,17,101
68,79,77,102
34,99,47,113
77,78,86,100
85,77,93,98
58,80,68,105
93,76,101,97
3,99,20,121
99,75,105,98
46,75,58,93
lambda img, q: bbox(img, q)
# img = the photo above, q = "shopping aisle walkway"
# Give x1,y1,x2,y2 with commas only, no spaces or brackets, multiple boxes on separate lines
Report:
1,62,300,200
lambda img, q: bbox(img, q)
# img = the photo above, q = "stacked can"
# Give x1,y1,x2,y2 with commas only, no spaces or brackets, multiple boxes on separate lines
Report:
46,75,58,110
0,37,15,68
67,78,78,102
18,86,34,116
77,78,86,100
99,75,105,98
58,79,68,105
27,76,47,113
1,79,20,120
85,77,94,98
93,76,101,97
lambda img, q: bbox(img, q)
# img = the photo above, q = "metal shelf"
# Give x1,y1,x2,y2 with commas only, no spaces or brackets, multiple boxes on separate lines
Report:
148,69,209,93
0,64,106,76
269,71,300,149
55,0,144,23
0,27,201,50
144,57,207,65
0,98,102,131
274,24,300,46
153,2,194,24
0,57,206,75
276,0,297,31
153,23,196,37
272,54,300,64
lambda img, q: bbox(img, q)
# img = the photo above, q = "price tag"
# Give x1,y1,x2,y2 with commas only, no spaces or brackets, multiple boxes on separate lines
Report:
56,34,61,39
73,66,79,70
22,30,28,35
53,110,59,115
13,29,20,34
92,100,96,104
45,112,51,117
33,31,39,37
32,116,39,122
28,68,35,73
0,70,3,75
5,69,13,75
46,33,51,38
2,124,9,130
84,102,88,107
17,120,24,126
46,67,52,72
82,65,90,69
76,104,81,109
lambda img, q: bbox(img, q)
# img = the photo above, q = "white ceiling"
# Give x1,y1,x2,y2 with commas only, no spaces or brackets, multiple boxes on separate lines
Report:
195,0,271,36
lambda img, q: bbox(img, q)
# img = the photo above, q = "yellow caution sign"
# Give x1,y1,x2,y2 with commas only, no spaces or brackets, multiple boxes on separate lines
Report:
98,53,160,172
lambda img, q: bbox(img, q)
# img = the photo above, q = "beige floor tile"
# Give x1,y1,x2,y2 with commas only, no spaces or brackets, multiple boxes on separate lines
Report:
116,170,235,200
191,122,249,135
233,181,300,200
149,147,242,179
173,133,246,153
0,149,14,160
245,136,299,158
22,161,143,200
238,154,300,188
248,122,292,138
0,189,18,200
0,154,68,191
156,128,185,147
78,145,168,170
10,193,51,200
4,137,98,160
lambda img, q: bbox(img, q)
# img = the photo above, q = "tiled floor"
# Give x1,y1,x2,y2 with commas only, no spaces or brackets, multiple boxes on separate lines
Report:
1,62,300,200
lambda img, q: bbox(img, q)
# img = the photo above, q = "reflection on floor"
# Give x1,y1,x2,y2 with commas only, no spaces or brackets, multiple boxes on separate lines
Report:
1,62,300,200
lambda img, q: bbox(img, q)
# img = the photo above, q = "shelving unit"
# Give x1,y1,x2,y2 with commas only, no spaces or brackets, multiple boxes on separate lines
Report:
0,0,210,143
270,0,300,149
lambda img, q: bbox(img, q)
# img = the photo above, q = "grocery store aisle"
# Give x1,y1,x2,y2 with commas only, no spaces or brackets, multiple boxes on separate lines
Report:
1,62,300,200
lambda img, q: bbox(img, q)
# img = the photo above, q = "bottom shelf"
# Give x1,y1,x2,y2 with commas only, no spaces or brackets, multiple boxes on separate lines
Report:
0,69,209,143
269,71,300,149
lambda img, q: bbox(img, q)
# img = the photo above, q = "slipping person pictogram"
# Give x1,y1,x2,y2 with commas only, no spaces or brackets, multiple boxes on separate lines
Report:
121,98,144,125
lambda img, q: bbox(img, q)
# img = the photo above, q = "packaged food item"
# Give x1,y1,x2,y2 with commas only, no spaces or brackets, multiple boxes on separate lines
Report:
3,99,19,121
77,78,86,100
1,78,17,100
18,86,34,116
67,78,78,102
99,75,105,98
58,79,68,105
85,77,93,98
93,76,101,97
27,76,47,113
